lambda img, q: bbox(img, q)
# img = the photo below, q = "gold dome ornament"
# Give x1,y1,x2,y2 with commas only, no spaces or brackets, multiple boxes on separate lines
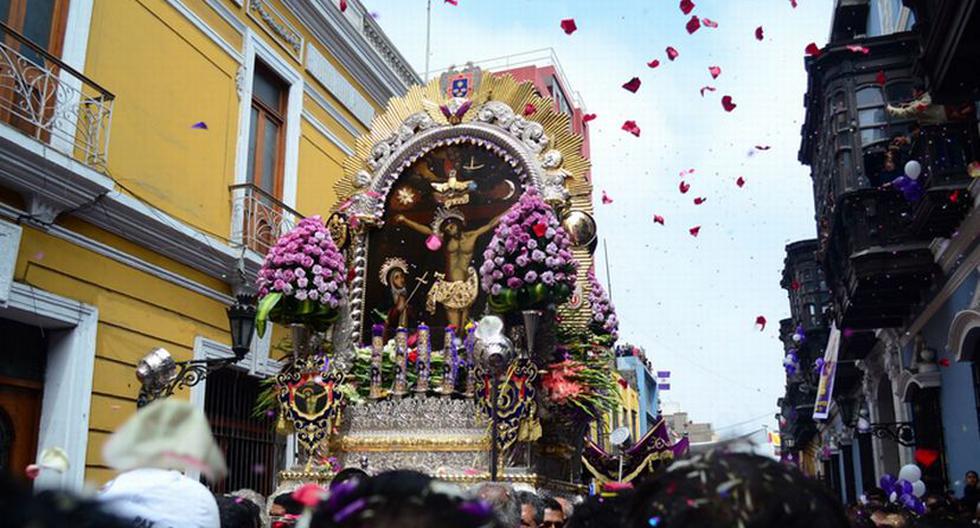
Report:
561,210,597,248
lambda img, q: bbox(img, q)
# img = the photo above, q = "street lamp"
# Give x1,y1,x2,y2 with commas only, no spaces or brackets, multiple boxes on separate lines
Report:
136,294,256,407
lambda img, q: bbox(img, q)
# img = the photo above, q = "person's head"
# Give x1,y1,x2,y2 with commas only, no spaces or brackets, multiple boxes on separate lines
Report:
542,497,566,528
310,470,504,528
470,482,521,528
216,494,261,528
331,467,369,491
626,452,849,528
517,491,544,528
565,492,633,528
553,497,574,520
99,468,220,528
862,487,887,511
442,218,463,238
271,491,304,517
389,268,407,290
0,474,133,528
966,470,978,488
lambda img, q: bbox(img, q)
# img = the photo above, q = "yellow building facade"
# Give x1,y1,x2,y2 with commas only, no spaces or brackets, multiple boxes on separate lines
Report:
0,0,415,492
589,373,640,451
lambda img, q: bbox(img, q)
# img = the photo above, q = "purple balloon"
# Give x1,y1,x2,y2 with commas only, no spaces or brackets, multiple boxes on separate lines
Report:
880,474,897,494
899,479,914,496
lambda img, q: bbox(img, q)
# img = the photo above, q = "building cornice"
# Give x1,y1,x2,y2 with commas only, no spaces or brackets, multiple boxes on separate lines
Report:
282,0,419,106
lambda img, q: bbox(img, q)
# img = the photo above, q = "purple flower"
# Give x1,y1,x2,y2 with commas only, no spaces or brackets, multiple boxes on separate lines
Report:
524,271,538,283
507,277,524,289
490,284,502,295
516,255,530,267
531,250,546,262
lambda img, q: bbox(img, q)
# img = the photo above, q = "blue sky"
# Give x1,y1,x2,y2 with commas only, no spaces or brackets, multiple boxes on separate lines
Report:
365,0,834,439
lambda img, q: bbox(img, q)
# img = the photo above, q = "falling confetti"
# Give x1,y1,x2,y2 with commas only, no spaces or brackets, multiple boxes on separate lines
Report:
653,215,665,225
805,42,822,57
622,120,641,137
755,145,771,150
702,18,718,28
666,46,680,61
950,190,961,203
721,95,737,112
679,181,691,194
708,66,721,79
622,77,642,93
846,44,870,54
915,448,940,468
679,168,696,177
790,279,801,291
790,0,798,6
444,0,457,4
523,103,536,116
340,0,347,11
700,86,716,97
191,121,208,130
736,176,746,187
755,26,764,40
647,59,661,68
875,70,887,86
755,315,767,331
601,191,613,204
532,222,547,237
560,18,577,35
686,16,701,34
938,357,951,367
694,197,707,205
583,113,597,123
689,226,701,237
680,0,695,15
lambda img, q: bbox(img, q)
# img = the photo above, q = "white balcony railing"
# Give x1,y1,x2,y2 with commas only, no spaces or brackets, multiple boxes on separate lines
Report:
230,183,303,256
0,21,114,170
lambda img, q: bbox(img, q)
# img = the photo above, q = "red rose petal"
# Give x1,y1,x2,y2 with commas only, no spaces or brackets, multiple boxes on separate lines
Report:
689,226,701,237
680,0,695,14
622,120,641,137
721,95,737,112
679,181,691,194
709,66,721,79
666,46,679,61
622,77,642,93
700,86,716,97
790,0,798,7
755,26,764,40
339,0,348,11
736,176,746,187
686,15,701,34
647,59,661,68
523,103,537,116
805,42,822,57
679,168,696,177
702,18,718,28
583,113,597,123
846,44,870,54
532,222,547,237
653,215,665,225
755,315,767,331
601,191,613,204
694,196,707,205
790,279,801,291
915,448,940,468
445,0,458,4
875,70,887,86
560,18,577,35
950,190,960,203
755,145,771,150
938,358,951,367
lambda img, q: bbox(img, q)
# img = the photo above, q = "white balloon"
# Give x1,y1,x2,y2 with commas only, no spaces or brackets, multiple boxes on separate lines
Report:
899,464,922,483
905,160,922,180
889,491,898,503
912,480,926,498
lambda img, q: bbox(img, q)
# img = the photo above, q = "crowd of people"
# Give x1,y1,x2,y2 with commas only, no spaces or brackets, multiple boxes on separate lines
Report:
2,399,978,527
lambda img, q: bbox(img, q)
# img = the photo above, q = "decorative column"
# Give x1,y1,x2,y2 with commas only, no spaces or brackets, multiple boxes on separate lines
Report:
393,327,409,396
441,326,458,396
369,324,384,399
415,324,431,394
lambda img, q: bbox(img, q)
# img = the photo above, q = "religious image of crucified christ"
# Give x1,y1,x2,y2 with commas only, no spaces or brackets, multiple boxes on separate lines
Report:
394,207,503,328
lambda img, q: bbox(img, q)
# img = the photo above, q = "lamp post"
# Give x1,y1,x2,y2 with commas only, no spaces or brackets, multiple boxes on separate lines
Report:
136,294,256,407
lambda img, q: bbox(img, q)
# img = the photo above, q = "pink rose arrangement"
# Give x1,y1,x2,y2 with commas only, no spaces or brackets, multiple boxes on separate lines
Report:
480,188,578,313
587,268,619,341
255,215,347,336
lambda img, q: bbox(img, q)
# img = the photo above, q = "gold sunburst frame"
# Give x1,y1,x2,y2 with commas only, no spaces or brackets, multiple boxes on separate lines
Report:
333,66,595,348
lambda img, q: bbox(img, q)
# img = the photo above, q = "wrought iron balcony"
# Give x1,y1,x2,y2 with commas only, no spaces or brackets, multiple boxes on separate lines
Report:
0,21,114,170
229,184,302,255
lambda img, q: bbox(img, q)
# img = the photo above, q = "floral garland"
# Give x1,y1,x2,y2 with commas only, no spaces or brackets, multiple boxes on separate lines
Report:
255,216,348,336
587,268,619,342
480,188,578,313
543,323,619,420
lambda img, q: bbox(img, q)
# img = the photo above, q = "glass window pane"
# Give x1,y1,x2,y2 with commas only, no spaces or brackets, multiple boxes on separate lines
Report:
246,107,259,184
861,127,888,145
19,0,56,64
252,63,284,112
856,87,884,106
868,0,884,36
0,0,11,24
260,118,280,194
859,108,887,125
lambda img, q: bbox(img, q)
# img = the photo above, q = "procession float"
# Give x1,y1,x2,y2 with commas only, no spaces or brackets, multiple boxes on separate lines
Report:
248,65,685,493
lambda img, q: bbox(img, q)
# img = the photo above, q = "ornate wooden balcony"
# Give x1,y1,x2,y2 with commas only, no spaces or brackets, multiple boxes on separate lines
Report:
0,21,114,170
908,122,979,238
229,184,303,255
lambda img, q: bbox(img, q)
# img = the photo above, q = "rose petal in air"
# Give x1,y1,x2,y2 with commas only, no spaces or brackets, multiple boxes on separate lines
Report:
702,18,718,28
805,42,822,57
583,113,597,123
601,191,613,205
755,315,767,331
876,70,887,86
622,77,642,93
560,19,577,35
340,0,348,11
693,197,707,205
708,66,721,79
680,0,695,15
653,215,665,225
790,0,798,7
647,59,661,69
755,26,764,40
700,86,716,97
679,181,691,194
846,44,870,54
689,226,701,237
721,95,737,112
622,120,641,137
736,176,746,187
686,16,701,34
666,46,680,61
523,103,536,116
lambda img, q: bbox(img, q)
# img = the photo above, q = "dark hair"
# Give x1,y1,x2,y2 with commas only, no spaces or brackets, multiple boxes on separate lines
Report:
967,470,978,479
310,470,504,528
0,475,135,528
330,467,368,490
516,491,545,524
626,452,849,528
216,494,261,528
542,497,563,514
566,492,634,528
273,491,305,515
